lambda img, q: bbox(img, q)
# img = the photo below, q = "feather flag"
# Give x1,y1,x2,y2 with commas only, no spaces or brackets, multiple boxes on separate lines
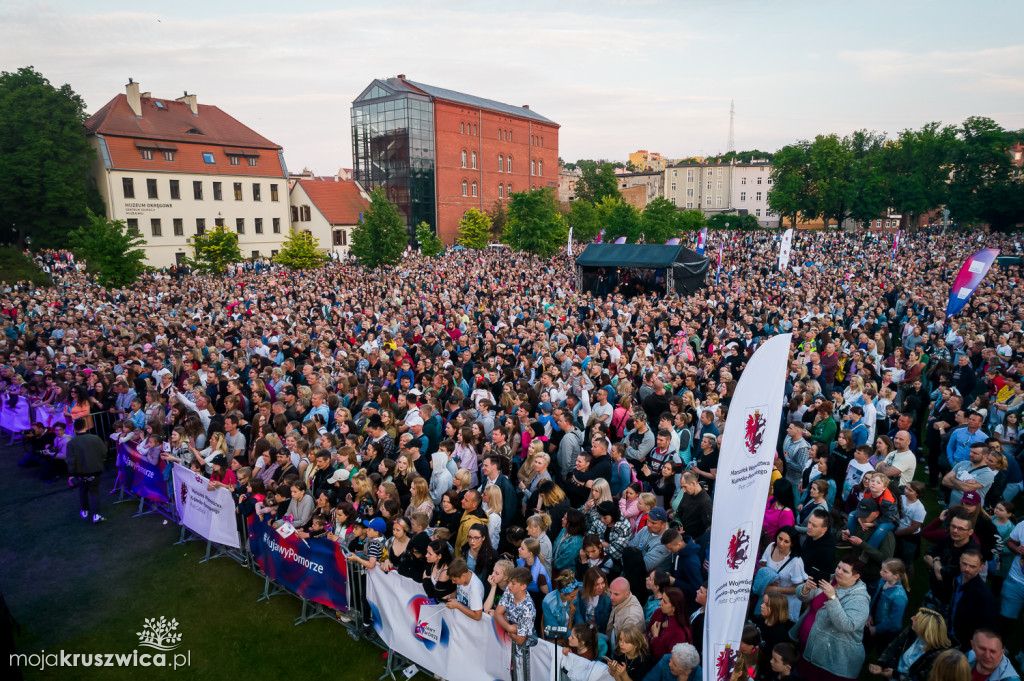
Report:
614,236,627,244
696,227,707,255
665,238,680,245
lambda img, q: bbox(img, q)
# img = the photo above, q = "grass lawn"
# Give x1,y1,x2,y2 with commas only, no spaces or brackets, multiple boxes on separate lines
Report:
0,248,52,286
0,443,408,681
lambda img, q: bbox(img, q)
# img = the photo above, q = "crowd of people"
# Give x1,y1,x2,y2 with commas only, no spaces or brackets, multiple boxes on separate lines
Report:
3,227,1024,681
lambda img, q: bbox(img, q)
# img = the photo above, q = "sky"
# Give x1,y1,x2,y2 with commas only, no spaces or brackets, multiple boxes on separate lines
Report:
2,0,1022,175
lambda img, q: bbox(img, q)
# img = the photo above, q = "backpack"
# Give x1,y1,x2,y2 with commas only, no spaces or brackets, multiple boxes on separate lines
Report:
616,458,639,486
610,406,630,440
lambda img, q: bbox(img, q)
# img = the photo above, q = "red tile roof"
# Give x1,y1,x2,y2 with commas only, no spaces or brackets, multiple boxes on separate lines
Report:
297,179,368,225
85,94,281,149
102,136,286,177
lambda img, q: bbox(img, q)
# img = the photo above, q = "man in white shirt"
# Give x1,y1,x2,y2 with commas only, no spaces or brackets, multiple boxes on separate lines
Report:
446,559,484,621
590,387,614,428
877,430,917,488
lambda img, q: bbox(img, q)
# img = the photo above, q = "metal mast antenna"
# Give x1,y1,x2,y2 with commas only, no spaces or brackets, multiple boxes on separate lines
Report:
727,99,735,153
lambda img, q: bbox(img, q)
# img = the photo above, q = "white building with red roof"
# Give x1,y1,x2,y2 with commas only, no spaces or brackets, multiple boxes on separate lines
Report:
288,177,370,258
85,80,291,266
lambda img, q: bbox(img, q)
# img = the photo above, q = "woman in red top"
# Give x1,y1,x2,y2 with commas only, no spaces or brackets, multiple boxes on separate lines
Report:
645,586,691,659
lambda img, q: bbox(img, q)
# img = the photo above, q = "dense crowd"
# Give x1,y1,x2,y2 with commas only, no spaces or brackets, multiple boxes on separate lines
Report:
3,228,1024,681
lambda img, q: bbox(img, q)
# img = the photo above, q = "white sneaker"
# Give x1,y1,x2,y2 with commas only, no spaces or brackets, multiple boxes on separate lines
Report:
92,514,106,524
80,510,89,519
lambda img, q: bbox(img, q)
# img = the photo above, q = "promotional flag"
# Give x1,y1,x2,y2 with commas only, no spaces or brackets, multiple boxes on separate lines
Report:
614,236,627,244
568,225,574,257
715,243,724,285
665,238,680,245
597,228,605,243
778,228,793,270
946,248,1000,319
704,333,792,681
892,230,901,257
696,227,707,255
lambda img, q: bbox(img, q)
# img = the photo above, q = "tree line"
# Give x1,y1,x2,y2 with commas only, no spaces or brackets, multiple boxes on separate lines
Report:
768,118,1024,231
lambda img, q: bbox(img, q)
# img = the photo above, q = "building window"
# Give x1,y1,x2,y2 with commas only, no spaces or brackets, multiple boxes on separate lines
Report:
508,130,512,142
192,181,203,200
291,206,298,222
741,177,747,185
686,202,693,209
687,188,693,197
705,196,711,206
498,129,503,140
202,152,215,164
215,217,224,227
718,168,723,176
270,184,279,202
531,160,535,176
461,150,467,168
507,183,512,195
147,178,158,199
717,181,723,190
671,183,677,191
538,161,542,176
233,183,242,201
333,230,343,246
672,197,677,205
162,150,174,161
498,155,504,172
252,183,261,201
757,177,763,184
210,182,221,201
169,179,180,200
498,184,504,198
461,123,465,134
196,218,205,235
122,177,135,198
541,137,544,147
126,218,138,233
247,157,257,167
173,218,183,236
687,170,694,181
507,156,512,173
301,206,311,221
756,191,762,201
473,124,477,136
716,196,722,207
150,218,162,236
229,155,240,166
472,181,477,197
236,217,245,234
755,209,762,217
461,180,468,196
471,151,477,169
767,177,773,185
272,217,280,233
255,217,263,234
140,148,153,160
740,192,746,201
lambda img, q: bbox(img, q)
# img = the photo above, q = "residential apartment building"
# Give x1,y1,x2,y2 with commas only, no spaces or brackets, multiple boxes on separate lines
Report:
731,162,780,227
288,178,369,258
663,163,734,214
616,171,664,211
352,75,559,244
628,150,664,172
85,80,290,267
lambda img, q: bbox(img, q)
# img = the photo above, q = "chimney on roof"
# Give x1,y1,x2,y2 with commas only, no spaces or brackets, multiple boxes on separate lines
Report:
176,90,198,116
522,105,530,110
397,74,406,79
141,92,151,98
125,79,142,117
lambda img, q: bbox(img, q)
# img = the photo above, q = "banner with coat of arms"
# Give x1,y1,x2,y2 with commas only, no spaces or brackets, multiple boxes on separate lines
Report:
704,334,791,681
171,463,241,548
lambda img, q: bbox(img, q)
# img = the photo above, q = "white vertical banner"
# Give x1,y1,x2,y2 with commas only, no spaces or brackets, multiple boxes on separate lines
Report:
568,225,574,257
778,228,793,270
171,463,241,548
704,333,792,681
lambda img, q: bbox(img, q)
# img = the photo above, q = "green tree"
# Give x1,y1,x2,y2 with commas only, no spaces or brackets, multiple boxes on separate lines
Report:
0,66,105,247
457,208,492,249
187,224,243,274
807,133,854,229
640,197,682,243
504,188,566,257
884,122,956,223
350,187,408,268
68,211,147,286
416,221,444,257
273,230,329,270
846,130,889,228
676,209,707,232
600,198,642,243
488,199,508,239
769,142,816,229
947,116,1024,230
566,200,602,243
575,163,621,204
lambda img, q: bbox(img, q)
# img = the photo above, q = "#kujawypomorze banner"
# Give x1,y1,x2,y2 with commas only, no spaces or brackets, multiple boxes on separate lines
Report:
171,463,240,548
117,441,169,503
704,333,791,681
247,515,348,612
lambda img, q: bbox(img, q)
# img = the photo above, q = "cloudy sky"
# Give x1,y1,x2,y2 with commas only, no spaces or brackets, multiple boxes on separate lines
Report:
2,0,1022,174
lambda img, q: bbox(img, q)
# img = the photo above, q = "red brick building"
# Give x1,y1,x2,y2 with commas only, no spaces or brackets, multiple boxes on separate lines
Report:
352,76,559,244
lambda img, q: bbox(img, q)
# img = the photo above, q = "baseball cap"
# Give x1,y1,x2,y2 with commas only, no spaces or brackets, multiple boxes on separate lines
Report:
961,491,982,506
327,469,350,485
406,413,424,427
362,517,387,534
364,401,380,411
281,384,297,396
538,402,552,414
648,507,669,522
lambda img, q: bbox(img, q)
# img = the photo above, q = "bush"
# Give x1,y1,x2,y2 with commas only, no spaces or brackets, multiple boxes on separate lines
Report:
0,247,52,286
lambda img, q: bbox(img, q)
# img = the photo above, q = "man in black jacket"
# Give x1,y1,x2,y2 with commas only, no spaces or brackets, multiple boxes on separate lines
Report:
66,417,107,524
800,509,837,581
674,471,713,540
948,548,998,650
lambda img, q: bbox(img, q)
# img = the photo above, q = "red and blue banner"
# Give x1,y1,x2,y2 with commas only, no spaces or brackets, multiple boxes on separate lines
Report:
946,248,999,319
715,242,724,285
696,227,707,255
247,516,348,611
117,441,169,503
